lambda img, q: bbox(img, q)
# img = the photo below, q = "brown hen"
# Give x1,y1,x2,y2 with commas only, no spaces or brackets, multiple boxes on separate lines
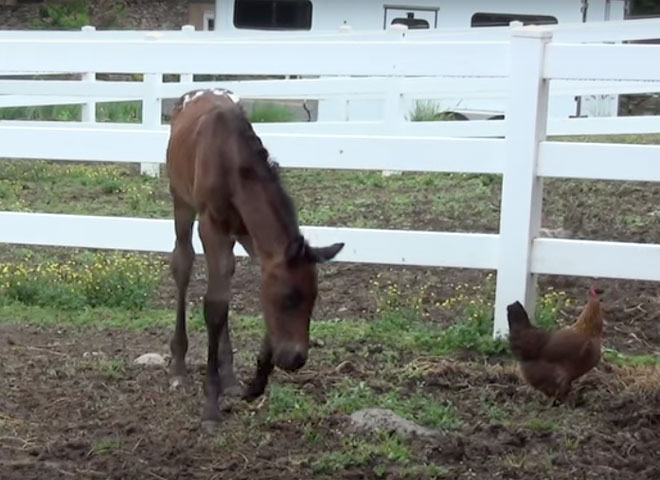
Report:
506,287,604,401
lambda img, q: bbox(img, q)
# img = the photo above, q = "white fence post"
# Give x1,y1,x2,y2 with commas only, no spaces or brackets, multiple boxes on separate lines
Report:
493,26,553,339
316,23,353,122
140,72,162,177
381,23,408,177
80,26,96,123
180,25,194,85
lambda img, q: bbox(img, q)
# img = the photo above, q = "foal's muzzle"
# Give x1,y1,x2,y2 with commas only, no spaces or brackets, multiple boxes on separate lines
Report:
274,346,307,372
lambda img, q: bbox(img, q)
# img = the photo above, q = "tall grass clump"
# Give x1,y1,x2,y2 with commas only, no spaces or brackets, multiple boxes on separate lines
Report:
407,100,466,122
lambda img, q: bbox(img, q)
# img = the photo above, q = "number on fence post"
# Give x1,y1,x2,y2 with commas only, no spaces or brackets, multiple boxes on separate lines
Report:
492,25,553,339
140,72,162,177
80,26,96,123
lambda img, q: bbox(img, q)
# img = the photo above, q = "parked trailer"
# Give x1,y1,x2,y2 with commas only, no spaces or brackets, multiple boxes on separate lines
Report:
201,0,629,120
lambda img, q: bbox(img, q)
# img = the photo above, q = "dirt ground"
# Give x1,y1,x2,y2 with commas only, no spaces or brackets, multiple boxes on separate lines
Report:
153,255,660,357
2,322,660,480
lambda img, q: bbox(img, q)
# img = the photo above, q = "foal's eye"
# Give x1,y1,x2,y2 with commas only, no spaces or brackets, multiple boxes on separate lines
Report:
282,289,302,310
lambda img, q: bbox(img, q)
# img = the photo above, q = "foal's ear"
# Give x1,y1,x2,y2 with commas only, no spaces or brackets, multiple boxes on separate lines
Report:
285,235,307,263
308,242,345,264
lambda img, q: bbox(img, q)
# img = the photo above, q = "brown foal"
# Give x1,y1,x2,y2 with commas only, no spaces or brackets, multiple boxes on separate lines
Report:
165,88,344,429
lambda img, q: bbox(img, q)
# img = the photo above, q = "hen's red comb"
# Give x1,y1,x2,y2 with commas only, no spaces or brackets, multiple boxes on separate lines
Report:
589,287,603,297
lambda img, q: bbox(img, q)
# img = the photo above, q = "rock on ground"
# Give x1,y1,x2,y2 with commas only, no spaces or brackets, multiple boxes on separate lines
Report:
134,353,166,366
348,408,439,438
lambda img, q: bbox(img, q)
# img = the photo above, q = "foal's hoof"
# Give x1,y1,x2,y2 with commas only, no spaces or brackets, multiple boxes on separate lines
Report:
201,419,222,434
169,376,187,391
242,386,264,403
222,384,244,399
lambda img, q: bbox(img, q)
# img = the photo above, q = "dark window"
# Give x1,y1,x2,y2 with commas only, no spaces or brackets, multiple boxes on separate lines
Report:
391,12,430,30
208,18,215,30
234,0,312,30
471,12,558,28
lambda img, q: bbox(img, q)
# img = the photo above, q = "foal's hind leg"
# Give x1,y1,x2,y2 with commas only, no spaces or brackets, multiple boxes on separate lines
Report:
169,196,196,388
198,212,241,429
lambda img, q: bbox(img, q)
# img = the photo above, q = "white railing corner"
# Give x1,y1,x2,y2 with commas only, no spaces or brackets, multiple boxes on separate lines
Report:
80,26,96,123
493,25,553,339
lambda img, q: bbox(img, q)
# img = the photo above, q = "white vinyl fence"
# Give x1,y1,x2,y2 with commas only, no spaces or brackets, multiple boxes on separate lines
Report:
0,22,659,337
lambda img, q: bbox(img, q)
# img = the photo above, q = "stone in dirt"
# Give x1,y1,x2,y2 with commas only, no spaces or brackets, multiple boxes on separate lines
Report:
134,353,166,366
348,408,440,438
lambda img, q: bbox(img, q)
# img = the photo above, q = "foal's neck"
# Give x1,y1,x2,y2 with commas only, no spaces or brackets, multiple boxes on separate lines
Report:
234,172,299,261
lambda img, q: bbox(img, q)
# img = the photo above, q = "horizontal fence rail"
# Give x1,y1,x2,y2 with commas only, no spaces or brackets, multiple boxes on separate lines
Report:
0,39,510,77
3,76,660,101
0,124,506,173
0,212,500,270
1,21,660,339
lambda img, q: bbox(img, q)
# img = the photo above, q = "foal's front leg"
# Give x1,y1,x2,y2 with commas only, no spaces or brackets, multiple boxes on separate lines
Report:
199,215,241,429
169,198,196,389
243,335,274,402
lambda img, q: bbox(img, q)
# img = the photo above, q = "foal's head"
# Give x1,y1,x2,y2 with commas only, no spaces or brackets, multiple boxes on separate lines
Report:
261,235,344,372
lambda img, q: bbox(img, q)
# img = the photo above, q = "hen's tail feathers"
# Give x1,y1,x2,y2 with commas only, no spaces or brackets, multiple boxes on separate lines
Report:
506,301,547,361
507,301,532,330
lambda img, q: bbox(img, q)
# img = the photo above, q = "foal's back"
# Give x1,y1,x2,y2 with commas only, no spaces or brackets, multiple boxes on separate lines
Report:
166,89,249,210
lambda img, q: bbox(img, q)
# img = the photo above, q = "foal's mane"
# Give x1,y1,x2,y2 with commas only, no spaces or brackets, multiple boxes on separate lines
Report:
233,106,301,236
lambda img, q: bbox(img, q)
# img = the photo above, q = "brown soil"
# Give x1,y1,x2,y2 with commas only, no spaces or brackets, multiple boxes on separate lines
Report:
2,323,660,480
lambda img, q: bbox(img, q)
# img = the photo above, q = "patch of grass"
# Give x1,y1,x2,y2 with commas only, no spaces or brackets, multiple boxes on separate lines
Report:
311,432,412,475
267,384,320,422
0,104,81,121
91,437,121,455
0,302,173,330
96,101,142,123
326,379,461,431
0,251,166,310
401,464,452,479
525,417,558,432
366,275,574,357
248,102,296,123
96,358,126,381
0,101,142,123
604,350,660,366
